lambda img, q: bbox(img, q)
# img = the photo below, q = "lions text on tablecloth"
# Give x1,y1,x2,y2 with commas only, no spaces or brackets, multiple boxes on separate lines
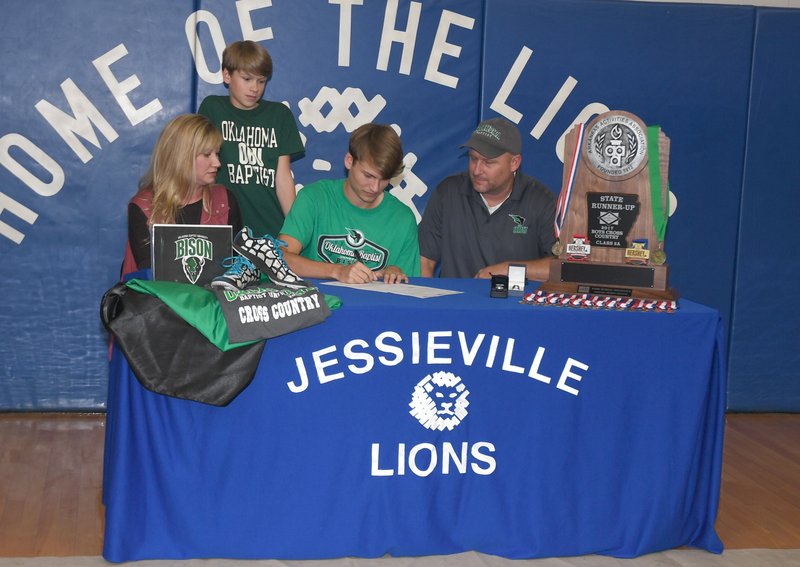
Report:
370,440,496,477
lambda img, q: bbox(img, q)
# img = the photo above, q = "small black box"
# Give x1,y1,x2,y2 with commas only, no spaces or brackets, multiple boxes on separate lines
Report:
490,274,509,298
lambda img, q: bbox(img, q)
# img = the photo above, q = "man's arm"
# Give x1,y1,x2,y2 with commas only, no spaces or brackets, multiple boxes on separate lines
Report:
279,234,377,283
275,155,296,216
420,256,437,277
474,257,551,281
418,181,446,277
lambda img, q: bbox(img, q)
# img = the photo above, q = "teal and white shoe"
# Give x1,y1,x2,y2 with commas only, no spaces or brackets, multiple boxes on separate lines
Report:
233,227,309,289
210,255,261,292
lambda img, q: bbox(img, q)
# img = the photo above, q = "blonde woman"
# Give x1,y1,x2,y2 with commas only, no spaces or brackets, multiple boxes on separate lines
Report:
122,114,242,276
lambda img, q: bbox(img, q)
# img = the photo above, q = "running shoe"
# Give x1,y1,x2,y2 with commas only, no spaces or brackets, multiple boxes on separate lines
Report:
233,227,309,289
210,255,261,291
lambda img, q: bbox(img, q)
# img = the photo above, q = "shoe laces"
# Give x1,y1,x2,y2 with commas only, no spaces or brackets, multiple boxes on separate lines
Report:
221,255,255,275
257,233,290,262
240,226,290,263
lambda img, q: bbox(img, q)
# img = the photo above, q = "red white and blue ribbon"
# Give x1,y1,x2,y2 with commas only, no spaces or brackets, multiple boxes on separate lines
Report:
554,123,586,240
522,290,678,312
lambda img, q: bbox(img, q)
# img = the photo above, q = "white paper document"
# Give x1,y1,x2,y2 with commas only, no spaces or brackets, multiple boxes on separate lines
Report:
320,280,463,298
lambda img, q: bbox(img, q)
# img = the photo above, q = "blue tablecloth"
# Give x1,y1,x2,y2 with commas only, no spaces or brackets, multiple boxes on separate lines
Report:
103,278,726,561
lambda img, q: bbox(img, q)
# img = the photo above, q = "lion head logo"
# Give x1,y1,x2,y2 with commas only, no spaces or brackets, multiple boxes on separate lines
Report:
409,371,470,431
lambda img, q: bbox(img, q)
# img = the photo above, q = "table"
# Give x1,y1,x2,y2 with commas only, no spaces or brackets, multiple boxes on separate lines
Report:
103,278,726,561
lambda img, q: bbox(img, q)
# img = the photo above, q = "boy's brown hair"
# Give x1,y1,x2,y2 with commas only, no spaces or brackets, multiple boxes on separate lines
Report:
221,40,272,79
348,124,405,180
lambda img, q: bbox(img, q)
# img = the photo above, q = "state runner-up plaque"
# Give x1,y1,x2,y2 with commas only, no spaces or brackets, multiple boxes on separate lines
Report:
541,110,678,300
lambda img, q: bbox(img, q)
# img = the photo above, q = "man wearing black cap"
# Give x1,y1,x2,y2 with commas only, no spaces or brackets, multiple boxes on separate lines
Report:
418,117,556,280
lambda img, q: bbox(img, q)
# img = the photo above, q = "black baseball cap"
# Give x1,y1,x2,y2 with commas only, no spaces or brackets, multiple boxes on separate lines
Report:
461,117,522,158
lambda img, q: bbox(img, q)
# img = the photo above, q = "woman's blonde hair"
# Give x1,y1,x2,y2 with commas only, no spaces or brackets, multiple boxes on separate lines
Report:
138,114,222,225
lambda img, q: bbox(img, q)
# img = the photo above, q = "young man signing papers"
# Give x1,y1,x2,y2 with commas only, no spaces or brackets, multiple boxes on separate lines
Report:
277,123,420,285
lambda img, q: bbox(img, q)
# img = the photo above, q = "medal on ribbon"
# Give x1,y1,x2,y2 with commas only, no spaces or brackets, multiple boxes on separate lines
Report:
553,123,585,256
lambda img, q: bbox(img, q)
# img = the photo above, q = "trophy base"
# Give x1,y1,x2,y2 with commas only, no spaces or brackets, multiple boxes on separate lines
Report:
541,258,679,301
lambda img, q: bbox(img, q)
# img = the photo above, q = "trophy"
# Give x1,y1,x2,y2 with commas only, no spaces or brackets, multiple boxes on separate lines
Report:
539,110,677,301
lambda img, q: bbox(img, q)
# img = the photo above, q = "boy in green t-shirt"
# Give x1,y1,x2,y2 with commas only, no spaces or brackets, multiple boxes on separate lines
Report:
277,123,421,285
199,40,304,237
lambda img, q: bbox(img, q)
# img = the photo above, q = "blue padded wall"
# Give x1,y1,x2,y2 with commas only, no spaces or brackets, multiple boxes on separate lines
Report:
0,1,195,409
728,9,800,411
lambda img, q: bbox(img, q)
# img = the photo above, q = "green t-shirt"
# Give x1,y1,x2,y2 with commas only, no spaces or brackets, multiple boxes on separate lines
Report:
280,179,421,276
198,95,303,237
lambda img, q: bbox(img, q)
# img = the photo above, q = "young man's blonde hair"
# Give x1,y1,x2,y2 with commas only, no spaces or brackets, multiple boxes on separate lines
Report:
221,40,273,79
348,123,405,180
138,114,223,225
